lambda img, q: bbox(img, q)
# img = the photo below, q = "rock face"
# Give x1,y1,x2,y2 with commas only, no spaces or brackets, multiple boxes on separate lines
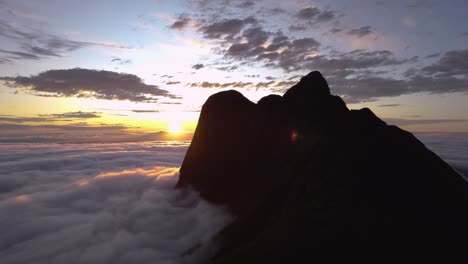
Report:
177,71,468,262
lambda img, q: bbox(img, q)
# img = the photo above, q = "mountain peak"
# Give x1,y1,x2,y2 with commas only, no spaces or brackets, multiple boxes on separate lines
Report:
177,72,468,262
283,71,331,102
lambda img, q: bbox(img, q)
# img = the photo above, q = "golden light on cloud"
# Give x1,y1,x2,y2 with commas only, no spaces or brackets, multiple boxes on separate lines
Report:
15,194,32,203
76,179,90,186
95,166,179,179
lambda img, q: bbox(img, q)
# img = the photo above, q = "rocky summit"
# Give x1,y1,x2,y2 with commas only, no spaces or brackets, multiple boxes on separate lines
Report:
177,71,468,262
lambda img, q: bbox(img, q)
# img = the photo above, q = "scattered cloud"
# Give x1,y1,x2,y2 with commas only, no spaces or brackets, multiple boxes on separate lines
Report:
245,74,259,78
48,111,101,118
166,81,181,85
169,15,192,30
111,57,132,65
295,6,335,24
289,25,307,31
199,17,257,39
192,63,204,70
347,26,373,38
131,110,161,113
1,68,177,102
0,20,131,63
378,104,401,107
189,81,253,89
425,52,441,59
237,1,255,8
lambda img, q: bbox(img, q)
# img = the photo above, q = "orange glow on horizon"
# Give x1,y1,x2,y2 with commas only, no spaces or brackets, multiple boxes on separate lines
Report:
15,195,32,203
95,166,179,179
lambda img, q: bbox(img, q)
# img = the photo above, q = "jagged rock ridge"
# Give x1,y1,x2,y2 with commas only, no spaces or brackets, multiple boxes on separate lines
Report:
177,71,468,262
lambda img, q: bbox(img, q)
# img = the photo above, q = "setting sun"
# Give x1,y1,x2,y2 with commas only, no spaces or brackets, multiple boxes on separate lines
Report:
168,119,183,134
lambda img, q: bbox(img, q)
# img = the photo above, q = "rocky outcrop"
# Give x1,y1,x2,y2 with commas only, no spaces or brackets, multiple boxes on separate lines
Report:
177,71,468,262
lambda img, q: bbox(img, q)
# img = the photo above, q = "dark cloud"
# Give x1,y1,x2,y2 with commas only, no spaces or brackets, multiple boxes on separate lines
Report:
192,63,204,70
189,81,253,89
0,142,230,263
48,111,101,118
245,74,260,78
289,25,307,31
418,49,468,78
275,80,297,89
199,17,257,39
268,7,286,14
166,81,181,85
178,1,467,102
295,6,335,24
237,1,254,8
1,68,177,102
463,32,468,36
131,110,161,113
255,81,275,89
0,20,130,63
111,57,132,65
0,112,100,125
0,116,50,123
307,50,413,71
329,27,343,34
216,65,239,71
378,104,401,107
169,15,192,30
347,26,373,37
296,6,321,20
242,26,269,46
425,52,441,59
222,27,321,72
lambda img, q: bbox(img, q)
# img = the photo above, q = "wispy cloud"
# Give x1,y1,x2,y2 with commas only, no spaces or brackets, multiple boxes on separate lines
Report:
0,20,131,63
347,26,373,38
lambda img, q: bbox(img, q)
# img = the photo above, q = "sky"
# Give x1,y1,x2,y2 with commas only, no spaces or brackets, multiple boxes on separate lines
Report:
1,0,468,141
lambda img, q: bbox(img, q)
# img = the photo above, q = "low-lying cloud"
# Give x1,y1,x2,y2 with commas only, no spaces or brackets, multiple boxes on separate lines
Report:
416,133,468,178
0,142,231,264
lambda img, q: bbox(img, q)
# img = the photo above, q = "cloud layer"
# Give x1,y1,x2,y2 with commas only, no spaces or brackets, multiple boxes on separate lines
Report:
169,1,468,102
416,133,468,178
0,142,231,264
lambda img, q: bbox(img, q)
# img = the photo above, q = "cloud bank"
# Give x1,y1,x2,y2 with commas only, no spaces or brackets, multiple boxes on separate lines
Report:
0,142,231,264
1,68,177,102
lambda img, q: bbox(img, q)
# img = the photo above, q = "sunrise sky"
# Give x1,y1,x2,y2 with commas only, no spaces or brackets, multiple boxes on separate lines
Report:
1,0,468,142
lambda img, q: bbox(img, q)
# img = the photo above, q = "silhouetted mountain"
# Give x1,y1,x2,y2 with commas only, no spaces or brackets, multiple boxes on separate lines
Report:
177,71,468,262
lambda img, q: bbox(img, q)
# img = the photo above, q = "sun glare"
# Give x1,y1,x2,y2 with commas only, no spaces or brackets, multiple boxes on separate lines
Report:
168,119,183,134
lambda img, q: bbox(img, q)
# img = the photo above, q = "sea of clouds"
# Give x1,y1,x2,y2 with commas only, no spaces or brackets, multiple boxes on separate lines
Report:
0,133,467,264
0,141,231,264
416,132,468,178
